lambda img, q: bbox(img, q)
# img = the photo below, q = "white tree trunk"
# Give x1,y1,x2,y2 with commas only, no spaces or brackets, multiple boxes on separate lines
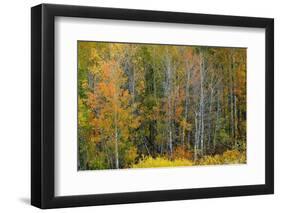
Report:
165,49,173,157
199,51,205,155
194,112,198,160
207,87,213,149
113,64,119,169
182,64,190,146
213,90,221,149
114,108,119,169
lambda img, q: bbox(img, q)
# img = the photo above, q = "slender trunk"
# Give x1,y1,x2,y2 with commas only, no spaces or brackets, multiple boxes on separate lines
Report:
153,47,157,99
125,46,135,104
208,87,213,150
234,95,235,145
198,106,201,153
132,67,135,104
168,78,173,156
233,53,237,146
229,50,235,145
114,104,119,169
166,50,173,157
199,51,205,155
143,137,151,156
187,131,191,149
181,127,185,146
213,90,220,150
153,47,160,152
87,72,94,91
113,64,119,169
194,112,198,160
182,64,190,146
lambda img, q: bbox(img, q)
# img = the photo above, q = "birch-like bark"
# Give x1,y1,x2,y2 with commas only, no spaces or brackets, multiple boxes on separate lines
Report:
125,47,135,104
165,49,173,157
153,47,157,99
114,109,119,169
182,63,191,146
168,64,173,156
229,50,235,145
194,112,198,160
199,51,205,155
207,87,214,149
113,65,119,169
213,89,221,149
233,53,237,146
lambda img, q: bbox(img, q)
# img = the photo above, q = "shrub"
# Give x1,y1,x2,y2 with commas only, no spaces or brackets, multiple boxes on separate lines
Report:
132,156,193,168
131,150,246,168
172,146,193,160
123,146,138,167
89,157,108,170
198,150,246,165
197,155,222,165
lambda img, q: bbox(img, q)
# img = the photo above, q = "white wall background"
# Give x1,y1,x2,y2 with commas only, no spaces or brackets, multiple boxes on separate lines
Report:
0,0,279,212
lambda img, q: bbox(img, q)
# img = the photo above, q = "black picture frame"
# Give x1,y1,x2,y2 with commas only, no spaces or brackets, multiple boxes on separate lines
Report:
31,3,274,209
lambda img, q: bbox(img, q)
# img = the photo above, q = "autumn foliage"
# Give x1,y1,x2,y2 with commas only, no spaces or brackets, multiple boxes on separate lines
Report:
78,42,247,170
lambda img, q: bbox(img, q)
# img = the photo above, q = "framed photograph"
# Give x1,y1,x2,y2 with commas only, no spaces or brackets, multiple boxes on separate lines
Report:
31,3,274,209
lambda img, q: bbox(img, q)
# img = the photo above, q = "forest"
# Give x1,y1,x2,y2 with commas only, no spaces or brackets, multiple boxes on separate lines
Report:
78,41,247,170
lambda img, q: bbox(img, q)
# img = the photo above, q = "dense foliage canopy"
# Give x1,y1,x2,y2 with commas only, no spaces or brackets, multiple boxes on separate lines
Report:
78,41,246,170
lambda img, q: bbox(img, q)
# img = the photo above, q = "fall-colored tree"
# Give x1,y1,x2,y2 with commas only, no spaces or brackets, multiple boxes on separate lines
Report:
78,41,247,170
